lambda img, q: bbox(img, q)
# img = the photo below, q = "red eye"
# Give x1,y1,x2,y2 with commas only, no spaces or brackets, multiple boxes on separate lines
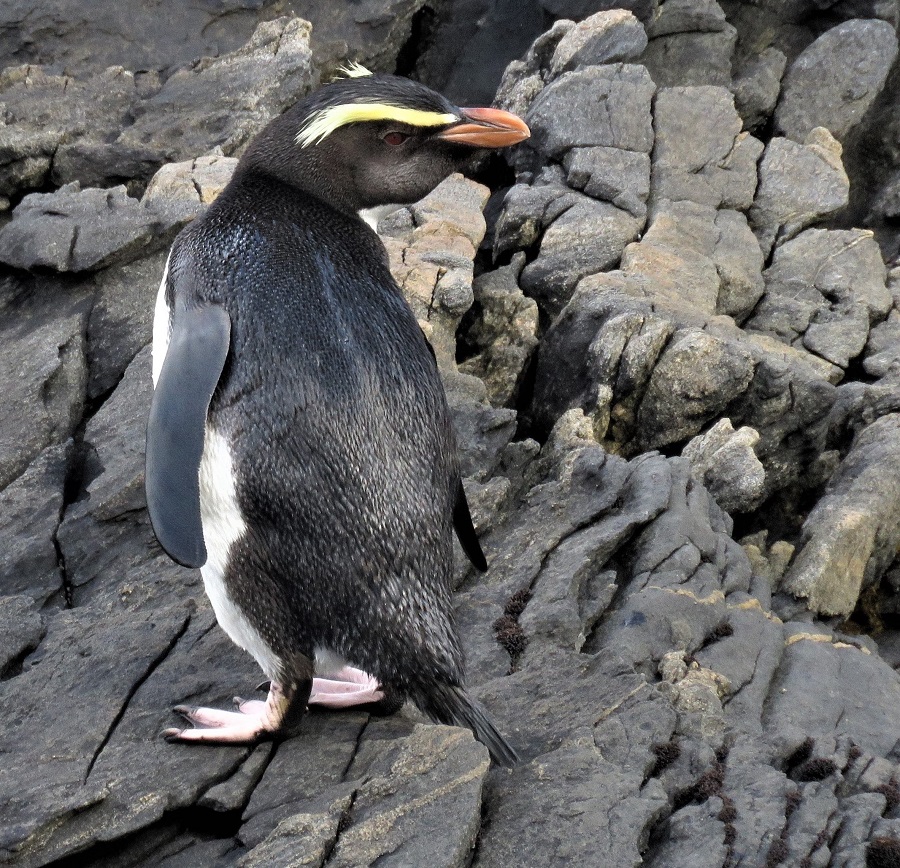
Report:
383,131,409,146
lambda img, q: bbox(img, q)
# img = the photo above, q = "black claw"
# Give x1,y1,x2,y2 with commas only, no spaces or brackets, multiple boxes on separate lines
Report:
173,704,197,723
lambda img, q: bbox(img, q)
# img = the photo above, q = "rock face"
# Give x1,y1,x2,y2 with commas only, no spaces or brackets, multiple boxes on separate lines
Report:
3,4,900,867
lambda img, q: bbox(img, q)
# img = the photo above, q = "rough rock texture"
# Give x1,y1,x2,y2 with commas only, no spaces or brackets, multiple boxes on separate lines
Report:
774,19,899,142
0,18,316,203
749,129,850,256
746,228,891,369
5,3,900,866
782,414,900,616
0,0,426,85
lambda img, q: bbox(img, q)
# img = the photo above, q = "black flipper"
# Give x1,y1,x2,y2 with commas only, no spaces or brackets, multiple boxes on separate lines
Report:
453,479,487,572
146,302,231,568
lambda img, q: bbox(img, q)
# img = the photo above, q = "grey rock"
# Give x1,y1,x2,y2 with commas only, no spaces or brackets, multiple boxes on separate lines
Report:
520,194,643,319
325,724,489,868
0,184,162,273
783,413,900,616
531,281,835,497
492,178,582,260
775,19,899,142
0,18,313,200
639,25,737,89
864,310,900,378
381,174,489,372
494,65,546,119
412,0,547,107
239,788,354,867
720,739,792,863
713,209,766,322
538,0,658,19
0,443,69,603
683,418,766,513
0,283,91,491
523,17,576,69
238,715,367,848
199,743,273,814
731,47,787,131
872,168,900,224
87,253,168,400
646,800,730,867
290,0,428,75
117,18,317,163
651,86,763,211
448,395,518,481
780,780,840,867
458,255,539,407
0,1,424,97
0,596,44,678
50,141,163,194
830,793,891,866
475,738,668,867
549,10,649,76
645,0,729,36
747,228,890,369
696,600,783,733
0,1,291,77
0,604,253,866
563,146,650,218
82,345,153,522
0,65,140,200
766,622,900,756
140,154,238,228
51,345,186,612
619,202,723,314
585,454,751,669
749,129,851,256
524,64,656,161
616,200,763,320
493,20,572,116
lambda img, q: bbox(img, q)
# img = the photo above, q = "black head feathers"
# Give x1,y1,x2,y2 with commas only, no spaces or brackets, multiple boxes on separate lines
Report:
237,70,529,215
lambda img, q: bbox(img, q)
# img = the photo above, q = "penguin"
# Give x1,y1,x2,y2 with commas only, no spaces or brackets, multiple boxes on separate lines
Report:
145,66,529,766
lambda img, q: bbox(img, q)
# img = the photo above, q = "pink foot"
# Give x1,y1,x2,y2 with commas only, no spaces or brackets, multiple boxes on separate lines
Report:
164,682,296,744
308,666,385,709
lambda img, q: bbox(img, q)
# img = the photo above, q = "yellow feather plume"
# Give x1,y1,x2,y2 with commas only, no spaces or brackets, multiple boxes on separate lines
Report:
296,103,459,148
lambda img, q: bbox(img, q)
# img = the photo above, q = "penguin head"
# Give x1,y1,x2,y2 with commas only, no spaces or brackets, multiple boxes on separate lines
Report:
239,69,530,215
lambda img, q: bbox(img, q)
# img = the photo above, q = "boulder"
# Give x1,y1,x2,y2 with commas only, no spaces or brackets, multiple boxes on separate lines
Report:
749,129,850,256
775,19,898,142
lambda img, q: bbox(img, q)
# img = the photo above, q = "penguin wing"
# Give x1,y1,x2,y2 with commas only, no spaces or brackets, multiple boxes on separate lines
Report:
146,302,231,568
454,479,488,572
416,327,488,572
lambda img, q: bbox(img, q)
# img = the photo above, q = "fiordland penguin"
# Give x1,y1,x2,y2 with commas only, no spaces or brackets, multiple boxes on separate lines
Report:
145,66,529,765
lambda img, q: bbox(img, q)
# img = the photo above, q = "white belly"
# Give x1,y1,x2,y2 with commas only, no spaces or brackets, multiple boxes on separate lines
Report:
198,427,283,681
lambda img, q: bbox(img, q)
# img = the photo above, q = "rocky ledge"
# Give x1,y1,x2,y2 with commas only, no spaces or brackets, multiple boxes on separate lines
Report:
3,2,900,866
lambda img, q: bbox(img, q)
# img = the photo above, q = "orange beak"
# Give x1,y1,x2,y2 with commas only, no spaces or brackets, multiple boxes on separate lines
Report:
436,107,530,148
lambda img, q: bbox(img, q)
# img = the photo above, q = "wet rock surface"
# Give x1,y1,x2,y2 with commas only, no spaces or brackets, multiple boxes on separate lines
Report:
3,3,900,866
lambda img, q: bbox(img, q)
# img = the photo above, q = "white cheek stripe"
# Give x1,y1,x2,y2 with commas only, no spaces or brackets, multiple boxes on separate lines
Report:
199,428,283,681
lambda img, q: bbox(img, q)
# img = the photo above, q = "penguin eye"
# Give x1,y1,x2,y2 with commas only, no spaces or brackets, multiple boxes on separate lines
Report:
382,131,410,146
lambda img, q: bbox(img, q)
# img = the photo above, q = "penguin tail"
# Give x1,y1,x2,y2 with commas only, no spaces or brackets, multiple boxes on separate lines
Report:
421,682,519,767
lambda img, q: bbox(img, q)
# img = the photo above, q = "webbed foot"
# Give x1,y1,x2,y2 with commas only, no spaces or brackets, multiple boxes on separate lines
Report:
163,679,308,744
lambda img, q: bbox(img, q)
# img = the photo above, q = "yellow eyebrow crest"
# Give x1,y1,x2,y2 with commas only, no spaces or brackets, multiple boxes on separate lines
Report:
337,61,374,78
296,103,459,148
